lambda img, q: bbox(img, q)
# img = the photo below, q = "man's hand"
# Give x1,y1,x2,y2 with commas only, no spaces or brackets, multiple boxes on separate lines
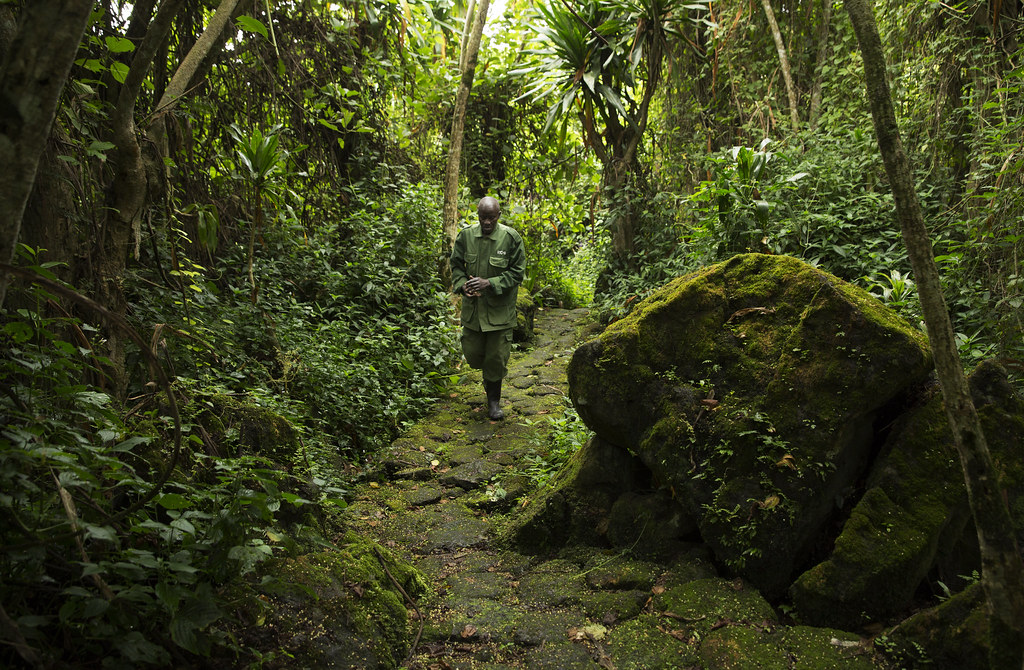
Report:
464,276,491,297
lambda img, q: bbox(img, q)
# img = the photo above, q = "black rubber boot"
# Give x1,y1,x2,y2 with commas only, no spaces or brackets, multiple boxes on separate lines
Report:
486,379,505,420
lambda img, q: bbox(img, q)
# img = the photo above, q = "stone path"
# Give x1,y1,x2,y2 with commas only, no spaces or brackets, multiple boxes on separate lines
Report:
341,308,880,670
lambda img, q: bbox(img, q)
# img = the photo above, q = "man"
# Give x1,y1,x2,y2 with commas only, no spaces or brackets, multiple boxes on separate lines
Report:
450,197,526,420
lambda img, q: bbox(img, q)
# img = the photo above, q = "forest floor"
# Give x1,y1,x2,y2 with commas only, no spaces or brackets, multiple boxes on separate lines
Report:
340,308,881,669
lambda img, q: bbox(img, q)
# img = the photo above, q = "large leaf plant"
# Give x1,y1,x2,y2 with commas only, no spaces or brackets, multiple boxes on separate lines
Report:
516,0,712,262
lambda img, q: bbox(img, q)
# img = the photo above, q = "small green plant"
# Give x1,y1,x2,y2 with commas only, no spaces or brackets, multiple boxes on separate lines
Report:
519,401,593,489
865,268,918,315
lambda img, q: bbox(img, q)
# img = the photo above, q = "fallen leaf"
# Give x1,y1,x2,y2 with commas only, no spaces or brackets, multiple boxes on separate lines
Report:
460,624,477,638
652,584,666,595
369,482,379,488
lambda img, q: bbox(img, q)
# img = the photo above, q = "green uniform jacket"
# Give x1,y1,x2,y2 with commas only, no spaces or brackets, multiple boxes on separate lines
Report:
451,222,526,332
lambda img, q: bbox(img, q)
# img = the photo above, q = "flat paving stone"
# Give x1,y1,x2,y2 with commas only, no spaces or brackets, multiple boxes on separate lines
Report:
403,485,443,506
440,460,506,490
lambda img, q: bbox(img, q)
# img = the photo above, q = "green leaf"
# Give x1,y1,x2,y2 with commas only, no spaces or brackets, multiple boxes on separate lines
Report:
87,141,116,160
105,36,135,53
4,321,33,343
84,524,118,543
157,493,191,510
115,632,171,665
281,492,311,505
112,436,150,452
155,581,183,613
236,15,268,40
110,61,129,84
82,597,109,618
170,517,196,535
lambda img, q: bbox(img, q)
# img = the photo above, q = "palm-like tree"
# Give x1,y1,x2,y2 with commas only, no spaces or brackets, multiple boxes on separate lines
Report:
519,0,710,264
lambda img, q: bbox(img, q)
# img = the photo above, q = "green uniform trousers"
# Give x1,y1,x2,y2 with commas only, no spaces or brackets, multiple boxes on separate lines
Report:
461,327,513,382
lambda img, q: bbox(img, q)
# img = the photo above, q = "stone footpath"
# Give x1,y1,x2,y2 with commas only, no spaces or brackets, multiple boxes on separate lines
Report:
341,308,880,670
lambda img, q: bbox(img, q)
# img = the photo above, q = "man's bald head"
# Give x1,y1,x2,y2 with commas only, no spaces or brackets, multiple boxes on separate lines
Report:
478,197,500,235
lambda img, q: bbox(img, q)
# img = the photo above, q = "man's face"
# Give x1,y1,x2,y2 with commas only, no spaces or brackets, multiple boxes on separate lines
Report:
478,202,499,236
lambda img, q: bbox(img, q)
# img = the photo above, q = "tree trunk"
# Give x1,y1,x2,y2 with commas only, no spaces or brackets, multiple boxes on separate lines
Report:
843,1,1024,666
459,0,477,72
95,0,186,397
440,0,491,286
603,21,665,267
760,0,799,134
0,0,92,308
147,0,247,161
807,0,832,131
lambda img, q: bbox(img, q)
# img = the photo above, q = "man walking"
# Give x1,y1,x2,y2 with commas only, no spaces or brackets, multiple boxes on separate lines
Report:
450,197,526,420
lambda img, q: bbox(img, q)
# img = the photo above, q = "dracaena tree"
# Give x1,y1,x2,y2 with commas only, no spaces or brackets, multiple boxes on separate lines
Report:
519,0,710,266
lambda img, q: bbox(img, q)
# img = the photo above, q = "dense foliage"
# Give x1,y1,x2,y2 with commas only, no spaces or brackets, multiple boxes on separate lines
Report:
1,0,1022,666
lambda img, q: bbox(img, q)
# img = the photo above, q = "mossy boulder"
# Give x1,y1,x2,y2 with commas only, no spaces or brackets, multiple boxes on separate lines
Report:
568,254,933,596
238,531,425,668
790,360,1024,628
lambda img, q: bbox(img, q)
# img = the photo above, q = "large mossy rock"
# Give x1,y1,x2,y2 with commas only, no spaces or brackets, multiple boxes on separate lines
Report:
791,359,1024,628
568,254,933,597
236,531,426,668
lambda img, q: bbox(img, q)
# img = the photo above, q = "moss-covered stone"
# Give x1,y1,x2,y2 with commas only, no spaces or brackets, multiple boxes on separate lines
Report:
791,360,1024,628
698,624,879,669
568,254,934,596
516,559,587,608
578,589,648,622
659,546,720,589
699,625,790,670
654,577,776,637
604,614,700,669
581,554,662,591
781,626,877,669
239,531,425,668
190,394,301,464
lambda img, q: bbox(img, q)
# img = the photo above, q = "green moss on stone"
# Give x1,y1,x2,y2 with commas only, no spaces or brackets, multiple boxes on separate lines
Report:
654,577,776,637
251,531,425,668
605,614,700,669
569,253,935,597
